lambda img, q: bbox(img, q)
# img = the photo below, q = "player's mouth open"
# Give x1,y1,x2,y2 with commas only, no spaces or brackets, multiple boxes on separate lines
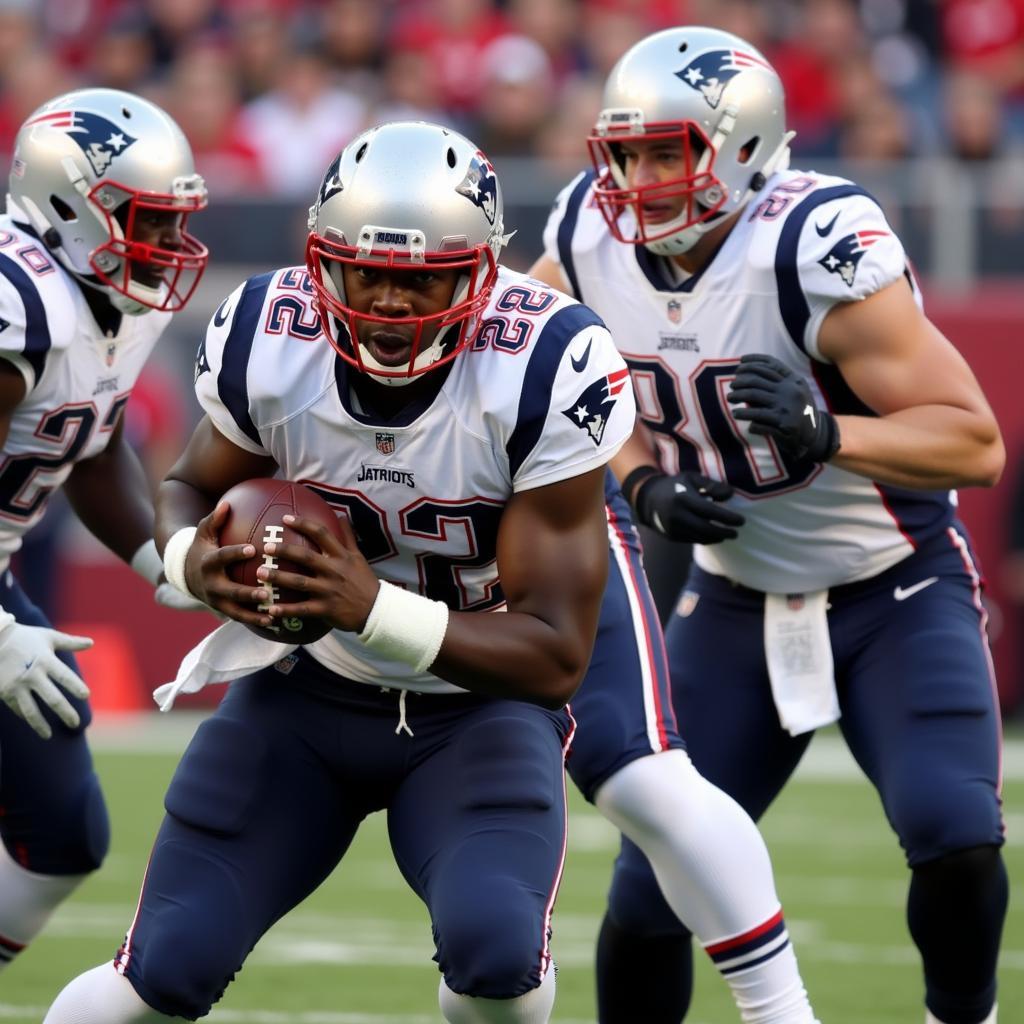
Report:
366,330,413,366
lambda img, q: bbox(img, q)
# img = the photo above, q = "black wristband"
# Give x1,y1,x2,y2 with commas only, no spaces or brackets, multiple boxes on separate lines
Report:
817,412,841,462
620,465,662,508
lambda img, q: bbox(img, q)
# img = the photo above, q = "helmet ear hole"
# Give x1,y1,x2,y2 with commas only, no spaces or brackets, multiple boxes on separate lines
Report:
355,142,368,162
738,137,760,165
447,147,457,168
49,195,77,222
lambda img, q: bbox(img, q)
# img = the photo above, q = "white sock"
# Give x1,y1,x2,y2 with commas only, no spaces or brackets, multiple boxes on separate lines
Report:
927,1007,997,1024
595,750,816,1024
43,962,172,1022
0,840,85,973
439,966,556,1023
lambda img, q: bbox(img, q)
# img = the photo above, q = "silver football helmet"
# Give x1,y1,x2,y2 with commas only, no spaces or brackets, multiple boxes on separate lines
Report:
305,121,507,385
8,88,208,315
589,26,794,255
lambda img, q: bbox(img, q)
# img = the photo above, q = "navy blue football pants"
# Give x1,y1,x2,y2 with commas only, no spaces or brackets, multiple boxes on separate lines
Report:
607,525,1005,936
118,668,573,1019
0,570,109,876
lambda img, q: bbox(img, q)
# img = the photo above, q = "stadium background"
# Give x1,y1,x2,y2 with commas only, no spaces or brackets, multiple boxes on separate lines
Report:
2,1,1022,1021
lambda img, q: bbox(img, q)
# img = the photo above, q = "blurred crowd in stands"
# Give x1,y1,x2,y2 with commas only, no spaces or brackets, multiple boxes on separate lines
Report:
0,0,1022,201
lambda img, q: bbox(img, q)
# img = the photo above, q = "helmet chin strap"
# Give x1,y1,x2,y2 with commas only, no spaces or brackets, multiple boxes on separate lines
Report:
109,278,166,316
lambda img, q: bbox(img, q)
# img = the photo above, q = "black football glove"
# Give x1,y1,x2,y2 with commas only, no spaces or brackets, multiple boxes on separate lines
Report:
727,353,841,463
634,471,746,544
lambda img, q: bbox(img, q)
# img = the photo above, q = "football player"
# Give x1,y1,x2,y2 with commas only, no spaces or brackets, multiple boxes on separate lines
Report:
530,25,1007,1024
44,121,817,1024
0,89,208,974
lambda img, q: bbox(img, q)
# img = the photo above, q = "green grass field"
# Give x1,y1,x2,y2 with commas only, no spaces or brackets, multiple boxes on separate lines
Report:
4,716,1021,1023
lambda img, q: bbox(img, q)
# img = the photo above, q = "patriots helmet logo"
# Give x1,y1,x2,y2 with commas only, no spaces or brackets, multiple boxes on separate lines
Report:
26,110,136,176
675,49,773,109
563,367,630,446
818,230,889,287
456,151,498,225
317,152,344,208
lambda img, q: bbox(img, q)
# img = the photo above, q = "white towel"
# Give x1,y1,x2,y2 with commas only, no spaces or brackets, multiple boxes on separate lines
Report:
153,621,297,711
763,590,840,736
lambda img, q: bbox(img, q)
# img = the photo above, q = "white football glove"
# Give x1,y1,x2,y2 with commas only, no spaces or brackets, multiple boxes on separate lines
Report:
0,616,92,739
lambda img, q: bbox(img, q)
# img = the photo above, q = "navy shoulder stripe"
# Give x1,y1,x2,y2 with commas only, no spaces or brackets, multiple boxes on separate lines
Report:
0,252,51,386
507,303,605,478
556,171,595,302
774,184,872,354
217,271,274,447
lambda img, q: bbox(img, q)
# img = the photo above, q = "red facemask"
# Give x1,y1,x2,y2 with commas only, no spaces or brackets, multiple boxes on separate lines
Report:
88,179,208,312
586,120,727,246
305,232,498,381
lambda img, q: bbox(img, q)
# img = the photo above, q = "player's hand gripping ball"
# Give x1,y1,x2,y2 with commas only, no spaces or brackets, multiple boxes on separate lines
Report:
218,479,344,644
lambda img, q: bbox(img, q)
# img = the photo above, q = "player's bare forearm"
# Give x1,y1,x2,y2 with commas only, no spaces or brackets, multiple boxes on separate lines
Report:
433,603,602,709
831,406,1004,489
430,468,609,708
820,280,1005,489
63,422,155,563
156,415,277,552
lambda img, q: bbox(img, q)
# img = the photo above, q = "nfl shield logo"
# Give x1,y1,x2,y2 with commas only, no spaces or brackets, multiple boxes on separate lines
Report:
105,342,116,367
375,432,395,456
667,299,682,324
786,593,805,611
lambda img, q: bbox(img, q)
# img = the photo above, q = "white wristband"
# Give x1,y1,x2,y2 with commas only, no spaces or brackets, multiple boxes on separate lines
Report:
358,580,449,674
130,538,164,587
162,526,198,597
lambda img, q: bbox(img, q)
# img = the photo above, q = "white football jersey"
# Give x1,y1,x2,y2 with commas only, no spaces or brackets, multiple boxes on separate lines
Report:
195,263,633,693
0,215,170,573
544,167,950,594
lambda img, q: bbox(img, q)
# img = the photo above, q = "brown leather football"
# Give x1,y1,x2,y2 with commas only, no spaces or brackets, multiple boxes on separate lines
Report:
218,478,344,644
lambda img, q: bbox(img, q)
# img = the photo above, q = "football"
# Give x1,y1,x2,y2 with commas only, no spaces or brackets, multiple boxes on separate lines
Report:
218,478,345,644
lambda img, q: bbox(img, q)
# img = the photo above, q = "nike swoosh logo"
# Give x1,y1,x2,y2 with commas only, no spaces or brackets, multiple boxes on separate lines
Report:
815,210,841,237
893,577,939,601
212,298,233,328
570,338,592,373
